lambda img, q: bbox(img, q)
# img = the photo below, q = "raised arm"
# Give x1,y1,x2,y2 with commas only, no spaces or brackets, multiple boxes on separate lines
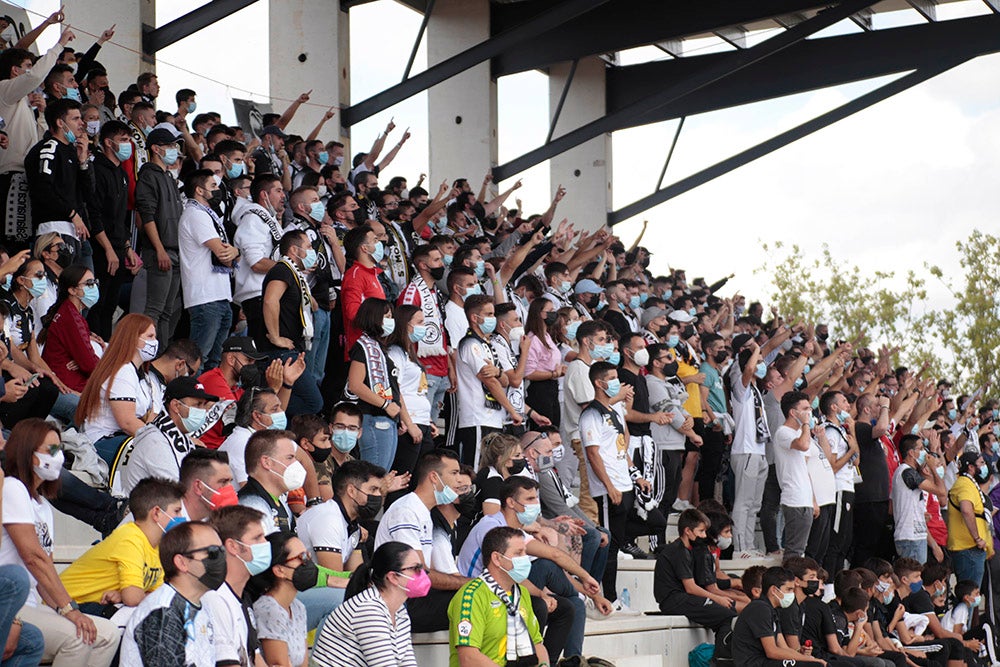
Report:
275,90,312,130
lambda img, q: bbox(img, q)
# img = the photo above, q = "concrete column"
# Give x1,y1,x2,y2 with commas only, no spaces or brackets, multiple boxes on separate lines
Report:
268,0,349,142
65,0,154,90
427,0,497,184
548,57,612,232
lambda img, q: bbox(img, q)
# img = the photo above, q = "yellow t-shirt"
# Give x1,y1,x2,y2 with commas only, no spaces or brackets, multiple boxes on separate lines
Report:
677,353,703,419
60,522,163,604
947,476,995,557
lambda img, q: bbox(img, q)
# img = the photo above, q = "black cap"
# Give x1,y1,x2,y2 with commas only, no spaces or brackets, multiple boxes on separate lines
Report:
146,128,182,146
958,450,983,471
221,336,267,360
163,377,220,404
260,125,287,139
731,333,753,353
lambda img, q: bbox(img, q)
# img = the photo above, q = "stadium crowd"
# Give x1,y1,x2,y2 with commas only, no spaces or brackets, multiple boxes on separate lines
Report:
0,8,995,667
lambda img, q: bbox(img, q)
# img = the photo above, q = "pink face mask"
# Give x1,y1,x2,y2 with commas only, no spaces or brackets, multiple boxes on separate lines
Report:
399,569,432,598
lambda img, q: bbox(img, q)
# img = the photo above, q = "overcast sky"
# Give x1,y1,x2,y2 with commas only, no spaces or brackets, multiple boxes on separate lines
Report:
16,0,1000,322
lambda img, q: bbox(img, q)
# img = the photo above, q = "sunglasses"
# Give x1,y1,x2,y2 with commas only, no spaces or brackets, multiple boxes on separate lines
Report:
184,545,225,561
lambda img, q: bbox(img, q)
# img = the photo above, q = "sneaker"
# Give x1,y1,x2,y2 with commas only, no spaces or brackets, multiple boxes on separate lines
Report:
620,542,652,560
617,550,633,560
609,598,642,616
734,549,766,559
672,498,693,512
584,597,605,620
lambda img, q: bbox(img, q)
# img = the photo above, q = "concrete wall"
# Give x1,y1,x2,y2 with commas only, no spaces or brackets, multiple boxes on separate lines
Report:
66,0,154,91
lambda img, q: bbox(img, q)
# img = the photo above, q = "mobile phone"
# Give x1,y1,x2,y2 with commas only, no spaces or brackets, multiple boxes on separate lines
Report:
24,373,39,385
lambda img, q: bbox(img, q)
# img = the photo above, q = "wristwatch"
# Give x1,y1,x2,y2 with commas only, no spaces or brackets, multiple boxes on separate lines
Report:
56,601,77,616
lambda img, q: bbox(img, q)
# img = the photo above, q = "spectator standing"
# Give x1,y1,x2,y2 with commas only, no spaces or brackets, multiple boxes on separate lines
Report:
728,338,769,556
948,451,993,587
820,391,859,574
891,435,943,562
772,391,816,559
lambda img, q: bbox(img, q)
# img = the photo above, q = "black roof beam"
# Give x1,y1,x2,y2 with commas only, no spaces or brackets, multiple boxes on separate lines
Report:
340,0,609,127
606,13,1000,128
143,0,260,54
492,0,878,182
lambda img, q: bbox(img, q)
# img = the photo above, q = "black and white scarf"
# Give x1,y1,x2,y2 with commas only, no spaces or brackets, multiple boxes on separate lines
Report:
544,286,571,308
410,274,447,357
152,412,195,465
463,329,502,411
384,222,411,290
189,200,236,274
345,333,394,407
479,569,537,665
279,257,314,349
244,203,283,243
751,382,770,444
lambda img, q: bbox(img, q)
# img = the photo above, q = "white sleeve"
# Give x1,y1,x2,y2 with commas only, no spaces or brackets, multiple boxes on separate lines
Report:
566,366,593,405
109,365,139,401
1,480,33,525
459,339,488,375
579,409,601,449
199,592,240,664
189,210,218,247
234,217,270,268
380,507,424,553
220,436,248,486
307,511,348,554
239,495,276,534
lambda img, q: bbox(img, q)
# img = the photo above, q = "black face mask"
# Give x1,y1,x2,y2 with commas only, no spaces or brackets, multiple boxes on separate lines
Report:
207,188,225,207
356,489,383,520
308,445,331,464
332,183,347,195
456,490,477,518
429,265,446,281
714,351,728,365
657,325,671,338
544,312,558,326
663,361,679,377
805,580,820,596
817,333,829,342
291,561,319,592
507,458,528,476
194,548,228,590
55,247,73,268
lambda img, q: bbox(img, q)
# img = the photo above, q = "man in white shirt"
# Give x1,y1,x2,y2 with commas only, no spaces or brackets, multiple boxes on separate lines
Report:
891,435,944,563
772,391,816,559
234,174,285,345
178,169,239,370
375,450,469,633
442,266,479,450
820,390,859,575
220,387,285,488
728,336,769,556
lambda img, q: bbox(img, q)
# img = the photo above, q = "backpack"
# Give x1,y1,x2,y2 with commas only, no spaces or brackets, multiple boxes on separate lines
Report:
688,643,714,667
712,616,738,666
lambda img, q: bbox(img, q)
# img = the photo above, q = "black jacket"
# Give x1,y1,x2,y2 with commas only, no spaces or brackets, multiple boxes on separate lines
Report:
85,152,130,249
24,133,91,230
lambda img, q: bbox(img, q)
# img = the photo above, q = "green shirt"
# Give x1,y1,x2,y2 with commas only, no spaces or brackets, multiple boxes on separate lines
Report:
700,362,726,415
448,577,543,667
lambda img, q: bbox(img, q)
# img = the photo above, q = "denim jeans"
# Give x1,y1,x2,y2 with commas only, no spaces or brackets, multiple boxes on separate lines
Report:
581,524,610,583
94,434,129,466
268,350,323,417
296,586,345,632
52,470,125,537
0,564,44,667
304,308,330,384
49,391,80,427
895,539,928,563
951,547,987,587
188,300,233,370
528,557,585,659
425,372,449,424
359,414,398,470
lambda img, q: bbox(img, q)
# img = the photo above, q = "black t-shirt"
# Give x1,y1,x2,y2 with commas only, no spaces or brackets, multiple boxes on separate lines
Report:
778,598,804,643
854,421,889,502
348,342,402,417
828,600,851,647
801,596,838,657
691,543,717,589
474,467,504,516
618,368,651,437
731,599,780,667
260,262,307,351
904,589,934,615
654,539,694,605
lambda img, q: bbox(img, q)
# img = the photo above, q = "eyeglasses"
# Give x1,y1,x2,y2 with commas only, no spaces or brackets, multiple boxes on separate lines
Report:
184,545,225,560
284,552,311,565
331,423,361,433
39,444,62,456
397,564,428,575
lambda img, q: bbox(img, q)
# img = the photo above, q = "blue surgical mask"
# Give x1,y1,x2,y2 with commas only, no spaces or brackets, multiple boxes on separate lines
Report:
811,397,819,410
803,364,811,375
980,464,990,479
161,516,187,533
502,553,532,583
911,424,920,435
605,378,621,397
188,101,197,113
795,378,804,389
688,308,697,317
317,151,329,165
371,241,385,263
86,120,100,137
566,321,580,341
463,284,482,300
754,362,767,379
65,129,76,144
608,351,621,366
64,86,81,102
443,254,454,267
81,284,100,308
115,141,133,161
560,280,571,294
948,408,957,421
268,411,287,430
226,161,245,179
515,502,541,526
837,410,850,424
239,540,272,576
162,147,180,165
181,404,207,433
910,581,923,594
916,450,927,466
474,260,485,278
433,477,458,505
309,201,325,222
480,316,497,334
667,334,680,348
592,342,613,360
27,277,47,297
1,275,11,291
382,317,395,337
409,325,427,343
935,466,945,478
302,248,318,270
639,292,649,305
629,295,641,309
331,429,359,453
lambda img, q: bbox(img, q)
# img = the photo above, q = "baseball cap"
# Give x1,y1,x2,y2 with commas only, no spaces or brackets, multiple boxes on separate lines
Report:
146,128,182,146
163,377,220,404
261,125,288,139
221,336,267,360
731,333,753,352
573,279,602,295
152,122,181,139
668,309,694,324
640,307,668,328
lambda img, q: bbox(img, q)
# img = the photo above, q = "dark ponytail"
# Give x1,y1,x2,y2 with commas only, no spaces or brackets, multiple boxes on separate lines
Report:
38,264,88,346
345,540,413,600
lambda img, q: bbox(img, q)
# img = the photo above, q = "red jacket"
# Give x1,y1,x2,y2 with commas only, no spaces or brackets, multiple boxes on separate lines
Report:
41,300,100,393
341,262,385,359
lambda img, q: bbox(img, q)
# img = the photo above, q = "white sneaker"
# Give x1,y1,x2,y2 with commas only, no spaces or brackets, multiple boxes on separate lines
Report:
584,597,605,620
617,550,634,560
672,499,693,512
610,598,642,616
735,549,765,559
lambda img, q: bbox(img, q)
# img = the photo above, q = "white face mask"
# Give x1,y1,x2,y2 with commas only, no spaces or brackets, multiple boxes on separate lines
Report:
271,458,307,492
508,326,525,348
632,348,650,367
716,535,732,551
1,25,16,44
34,449,65,481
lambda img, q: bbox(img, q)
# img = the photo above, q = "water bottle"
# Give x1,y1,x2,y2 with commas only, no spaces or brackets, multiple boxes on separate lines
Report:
621,588,631,609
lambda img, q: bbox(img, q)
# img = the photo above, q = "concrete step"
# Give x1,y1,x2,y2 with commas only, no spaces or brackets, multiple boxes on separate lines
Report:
413,613,712,667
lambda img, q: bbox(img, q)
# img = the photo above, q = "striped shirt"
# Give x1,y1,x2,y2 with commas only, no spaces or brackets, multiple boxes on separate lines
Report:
374,492,434,566
311,586,417,667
